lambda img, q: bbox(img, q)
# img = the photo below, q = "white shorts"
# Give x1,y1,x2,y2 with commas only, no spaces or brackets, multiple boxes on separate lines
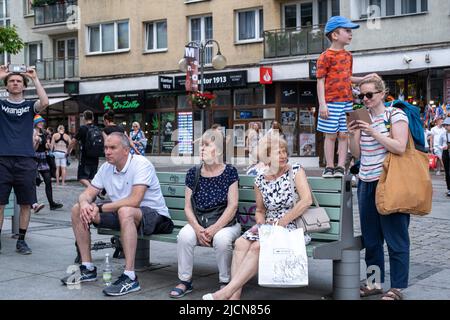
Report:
53,151,67,167
317,102,353,134
434,148,443,159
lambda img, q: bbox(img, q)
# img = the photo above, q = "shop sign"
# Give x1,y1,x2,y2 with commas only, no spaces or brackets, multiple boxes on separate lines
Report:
174,71,247,91
260,67,273,84
102,92,142,111
159,76,174,91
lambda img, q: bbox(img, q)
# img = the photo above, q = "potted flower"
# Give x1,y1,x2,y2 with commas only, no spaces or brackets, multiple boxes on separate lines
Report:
188,91,216,109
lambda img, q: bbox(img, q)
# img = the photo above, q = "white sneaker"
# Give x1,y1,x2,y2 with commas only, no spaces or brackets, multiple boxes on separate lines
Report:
436,170,441,176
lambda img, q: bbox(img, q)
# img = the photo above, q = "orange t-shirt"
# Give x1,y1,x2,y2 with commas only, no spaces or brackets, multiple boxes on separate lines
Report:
316,49,353,103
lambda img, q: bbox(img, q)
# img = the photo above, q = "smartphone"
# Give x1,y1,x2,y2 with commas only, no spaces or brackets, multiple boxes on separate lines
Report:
8,64,27,73
346,107,373,125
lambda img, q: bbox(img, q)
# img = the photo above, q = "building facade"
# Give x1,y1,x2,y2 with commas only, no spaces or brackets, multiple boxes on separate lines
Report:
4,0,450,165
2,0,79,133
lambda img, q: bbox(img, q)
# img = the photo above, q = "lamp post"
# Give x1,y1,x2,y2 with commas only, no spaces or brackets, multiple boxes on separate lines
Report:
179,39,227,132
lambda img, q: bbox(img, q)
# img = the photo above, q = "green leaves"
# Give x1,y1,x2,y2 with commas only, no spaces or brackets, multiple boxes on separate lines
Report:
0,26,25,55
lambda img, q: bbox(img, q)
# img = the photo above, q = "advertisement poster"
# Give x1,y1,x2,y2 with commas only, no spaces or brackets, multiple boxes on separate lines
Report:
233,124,245,147
281,111,296,125
177,112,193,155
299,133,316,156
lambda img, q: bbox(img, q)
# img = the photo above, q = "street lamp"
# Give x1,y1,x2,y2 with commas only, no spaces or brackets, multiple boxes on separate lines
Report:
179,39,227,131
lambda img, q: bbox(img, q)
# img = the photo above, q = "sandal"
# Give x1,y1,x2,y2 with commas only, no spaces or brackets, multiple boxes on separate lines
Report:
360,285,383,297
381,288,403,301
169,280,193,299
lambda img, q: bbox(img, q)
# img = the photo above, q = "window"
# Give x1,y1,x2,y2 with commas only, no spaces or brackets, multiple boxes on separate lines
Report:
145,20,167,51
236,8,263,42
283,1,340,28
189,15,213,64
26,43,42,66
87,20,129,54
24,0,33,16
357,0,428,19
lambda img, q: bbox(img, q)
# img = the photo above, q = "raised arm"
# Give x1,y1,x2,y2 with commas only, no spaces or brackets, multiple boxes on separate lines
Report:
24,68,49,113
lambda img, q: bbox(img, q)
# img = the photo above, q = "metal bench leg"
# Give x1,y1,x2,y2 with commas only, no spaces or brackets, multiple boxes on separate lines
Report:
134,239,150,271
332,249,361,300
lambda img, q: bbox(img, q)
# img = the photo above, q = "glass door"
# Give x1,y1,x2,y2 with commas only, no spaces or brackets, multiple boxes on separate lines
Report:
56,38,77,78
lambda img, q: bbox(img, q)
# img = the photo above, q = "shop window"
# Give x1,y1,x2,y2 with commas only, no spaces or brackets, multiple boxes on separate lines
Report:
159,96,176,108
214,90,231,106
234,88,264,106
177,94,190,109
281,106,316,156
160,112,176,154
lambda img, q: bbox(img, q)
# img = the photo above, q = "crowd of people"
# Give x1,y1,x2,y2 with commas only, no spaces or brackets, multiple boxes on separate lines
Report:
0,14,445,301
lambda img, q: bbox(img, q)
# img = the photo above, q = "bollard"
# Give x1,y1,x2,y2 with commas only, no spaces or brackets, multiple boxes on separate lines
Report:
332,249,361,300
12,193,20,236
134,239,150,271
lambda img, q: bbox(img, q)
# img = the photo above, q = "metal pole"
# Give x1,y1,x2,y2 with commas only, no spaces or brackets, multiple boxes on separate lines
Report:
200,44,205,133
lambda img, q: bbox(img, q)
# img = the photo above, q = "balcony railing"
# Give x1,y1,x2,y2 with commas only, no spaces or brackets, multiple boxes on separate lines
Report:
34,1,77,26
36,57,79,80
263,25,329,59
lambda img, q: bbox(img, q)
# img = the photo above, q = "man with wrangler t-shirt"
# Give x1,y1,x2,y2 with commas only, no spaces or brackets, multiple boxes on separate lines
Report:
0,65,49,255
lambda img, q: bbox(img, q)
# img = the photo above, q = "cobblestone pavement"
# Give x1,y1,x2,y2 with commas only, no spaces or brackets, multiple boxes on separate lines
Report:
33,159,450,288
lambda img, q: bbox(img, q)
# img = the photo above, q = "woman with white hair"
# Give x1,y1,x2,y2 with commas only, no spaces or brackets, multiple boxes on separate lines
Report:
51,125,71,186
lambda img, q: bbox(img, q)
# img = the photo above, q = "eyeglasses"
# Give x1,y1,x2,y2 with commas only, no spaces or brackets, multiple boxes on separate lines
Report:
358,91,382,100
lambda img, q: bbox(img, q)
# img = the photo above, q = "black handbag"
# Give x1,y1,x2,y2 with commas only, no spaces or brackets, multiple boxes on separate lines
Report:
190,164,236,229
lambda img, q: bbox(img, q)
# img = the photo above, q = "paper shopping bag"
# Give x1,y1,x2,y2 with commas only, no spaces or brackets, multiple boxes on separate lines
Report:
258,224,308,288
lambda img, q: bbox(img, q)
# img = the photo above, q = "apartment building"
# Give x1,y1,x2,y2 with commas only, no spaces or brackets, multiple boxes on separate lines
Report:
1,0,79,132
5,0,449,163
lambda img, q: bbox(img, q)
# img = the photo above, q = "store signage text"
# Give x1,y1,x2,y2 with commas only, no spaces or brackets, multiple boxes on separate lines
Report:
102,95,141,111
175,70,247,90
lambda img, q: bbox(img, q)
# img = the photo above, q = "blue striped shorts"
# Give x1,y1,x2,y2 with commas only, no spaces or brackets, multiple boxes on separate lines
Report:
317,101,353,134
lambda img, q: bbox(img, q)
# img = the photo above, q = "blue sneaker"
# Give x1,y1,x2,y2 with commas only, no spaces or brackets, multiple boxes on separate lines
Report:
61,265,97,285
16,240,32,255
103,274,141,296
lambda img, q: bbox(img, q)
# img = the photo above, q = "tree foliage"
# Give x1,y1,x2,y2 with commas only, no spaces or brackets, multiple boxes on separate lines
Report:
0,26,25,55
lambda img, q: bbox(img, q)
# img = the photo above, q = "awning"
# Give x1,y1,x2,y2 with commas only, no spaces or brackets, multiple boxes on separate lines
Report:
48,96,72,106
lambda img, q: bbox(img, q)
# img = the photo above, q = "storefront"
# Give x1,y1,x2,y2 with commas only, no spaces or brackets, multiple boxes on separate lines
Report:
71,69,322,159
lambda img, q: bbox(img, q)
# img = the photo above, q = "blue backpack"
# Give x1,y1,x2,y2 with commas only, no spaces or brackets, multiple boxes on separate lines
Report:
385,100,426,153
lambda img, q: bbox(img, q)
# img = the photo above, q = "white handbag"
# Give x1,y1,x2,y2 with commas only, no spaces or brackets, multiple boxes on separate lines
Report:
289,166,331,233
258,224,308,288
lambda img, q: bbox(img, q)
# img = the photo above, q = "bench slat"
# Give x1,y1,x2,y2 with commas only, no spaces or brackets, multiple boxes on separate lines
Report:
160,185,185,197
157,172,187,184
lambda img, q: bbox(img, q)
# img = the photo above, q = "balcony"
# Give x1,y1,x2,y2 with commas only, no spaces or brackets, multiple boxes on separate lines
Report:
33,1,78,35
263,26,329,59
36,57,79,81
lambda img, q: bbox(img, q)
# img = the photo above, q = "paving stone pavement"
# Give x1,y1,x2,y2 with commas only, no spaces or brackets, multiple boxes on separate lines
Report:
1,158,449,300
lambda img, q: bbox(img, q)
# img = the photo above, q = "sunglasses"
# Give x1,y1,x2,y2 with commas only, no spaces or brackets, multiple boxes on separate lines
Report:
358,91,382,100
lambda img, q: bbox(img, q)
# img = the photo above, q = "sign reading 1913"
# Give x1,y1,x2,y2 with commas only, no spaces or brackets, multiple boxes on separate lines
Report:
174,70,247,91
102,92,143,111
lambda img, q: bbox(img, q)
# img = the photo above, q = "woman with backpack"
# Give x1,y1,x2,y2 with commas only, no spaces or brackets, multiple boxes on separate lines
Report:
348,76,410,300
51,125,71,186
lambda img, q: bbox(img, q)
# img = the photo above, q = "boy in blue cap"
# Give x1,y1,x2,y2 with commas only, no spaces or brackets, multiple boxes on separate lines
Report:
317,16,377,178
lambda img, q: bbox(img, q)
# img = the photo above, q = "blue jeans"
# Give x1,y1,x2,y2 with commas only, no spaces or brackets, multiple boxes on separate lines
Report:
357,179,410,289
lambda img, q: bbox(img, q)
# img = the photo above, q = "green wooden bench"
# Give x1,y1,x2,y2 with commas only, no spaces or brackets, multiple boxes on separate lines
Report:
98,172,362,300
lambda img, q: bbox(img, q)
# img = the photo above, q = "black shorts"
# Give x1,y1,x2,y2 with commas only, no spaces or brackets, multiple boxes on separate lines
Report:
77,162,98,181
93,206,173,235
0,156,37,205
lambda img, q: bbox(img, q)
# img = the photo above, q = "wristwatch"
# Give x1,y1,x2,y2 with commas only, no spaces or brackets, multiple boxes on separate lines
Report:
98,203,104,213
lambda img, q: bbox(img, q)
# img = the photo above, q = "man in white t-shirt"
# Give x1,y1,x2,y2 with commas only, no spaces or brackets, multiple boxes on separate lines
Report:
431,117,446,174
61,132,173,296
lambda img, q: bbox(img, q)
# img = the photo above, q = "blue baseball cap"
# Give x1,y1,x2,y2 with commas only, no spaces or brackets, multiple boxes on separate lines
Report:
325,16,360,35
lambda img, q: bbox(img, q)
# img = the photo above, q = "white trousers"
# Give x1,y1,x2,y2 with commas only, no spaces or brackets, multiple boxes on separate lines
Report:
177,222,241,283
